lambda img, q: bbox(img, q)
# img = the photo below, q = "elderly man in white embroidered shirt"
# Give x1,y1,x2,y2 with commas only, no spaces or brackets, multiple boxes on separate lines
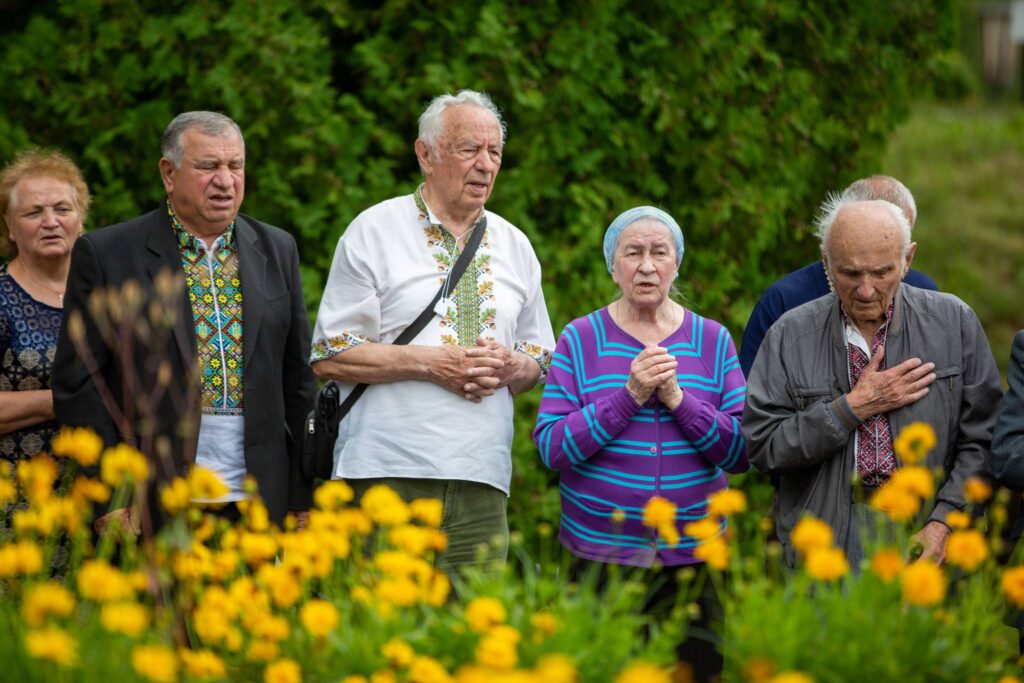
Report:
310,90,555,577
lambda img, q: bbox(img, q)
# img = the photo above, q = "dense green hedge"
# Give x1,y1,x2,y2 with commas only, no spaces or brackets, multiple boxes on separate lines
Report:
0,0,958,548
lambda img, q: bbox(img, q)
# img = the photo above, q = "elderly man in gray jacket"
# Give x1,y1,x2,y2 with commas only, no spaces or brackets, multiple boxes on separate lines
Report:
743,197,1001,566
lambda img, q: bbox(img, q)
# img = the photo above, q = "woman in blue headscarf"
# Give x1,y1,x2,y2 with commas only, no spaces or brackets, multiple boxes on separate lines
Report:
534,206,748,682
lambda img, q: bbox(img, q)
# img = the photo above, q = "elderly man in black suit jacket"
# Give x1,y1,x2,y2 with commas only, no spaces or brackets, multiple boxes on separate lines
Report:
52,111,316,535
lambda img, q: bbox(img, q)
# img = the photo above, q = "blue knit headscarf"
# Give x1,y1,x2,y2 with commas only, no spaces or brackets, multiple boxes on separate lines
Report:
603,206,685,273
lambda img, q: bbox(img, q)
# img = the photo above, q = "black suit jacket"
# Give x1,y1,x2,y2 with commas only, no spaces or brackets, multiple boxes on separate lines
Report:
52,207,316,526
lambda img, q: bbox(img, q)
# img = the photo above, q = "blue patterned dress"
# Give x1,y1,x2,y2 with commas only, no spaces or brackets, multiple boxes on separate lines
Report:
0,262,62,461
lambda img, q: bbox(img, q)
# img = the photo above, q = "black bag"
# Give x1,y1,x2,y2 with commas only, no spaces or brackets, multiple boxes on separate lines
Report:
302,217,487,480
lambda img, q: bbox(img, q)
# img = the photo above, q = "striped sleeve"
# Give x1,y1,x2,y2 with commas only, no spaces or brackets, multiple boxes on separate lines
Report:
533,324,639,472
669,326,749,473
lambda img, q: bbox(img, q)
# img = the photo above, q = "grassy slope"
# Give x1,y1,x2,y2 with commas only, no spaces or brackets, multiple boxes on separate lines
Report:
883,102,1024,379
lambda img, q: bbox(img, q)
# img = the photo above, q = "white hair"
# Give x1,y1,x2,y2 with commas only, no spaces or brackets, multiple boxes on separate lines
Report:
840,175,917,228
161,111,244,168
417,90,506,152
815,197,912,260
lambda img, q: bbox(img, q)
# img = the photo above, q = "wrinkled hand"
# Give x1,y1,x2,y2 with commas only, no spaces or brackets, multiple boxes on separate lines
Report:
656,375,683,410
94,507,140,537
847,348,936,420
626,346,678,406
428,344,507,403
912,520,950,565
462,338,527,400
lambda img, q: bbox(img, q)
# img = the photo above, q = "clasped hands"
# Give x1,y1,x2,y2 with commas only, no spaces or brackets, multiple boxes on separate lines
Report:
626,344,682,409
432,337,525,403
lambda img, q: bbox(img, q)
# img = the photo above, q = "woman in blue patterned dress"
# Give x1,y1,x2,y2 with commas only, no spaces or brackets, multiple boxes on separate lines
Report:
0,150,90,462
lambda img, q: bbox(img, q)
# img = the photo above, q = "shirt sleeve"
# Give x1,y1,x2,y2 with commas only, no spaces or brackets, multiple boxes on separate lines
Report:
309,222,380,363
533,326,639,472
669,327,749,473
512,244,555,374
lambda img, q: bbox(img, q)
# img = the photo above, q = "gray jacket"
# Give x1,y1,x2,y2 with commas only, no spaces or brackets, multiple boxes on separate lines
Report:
742,285,1002,562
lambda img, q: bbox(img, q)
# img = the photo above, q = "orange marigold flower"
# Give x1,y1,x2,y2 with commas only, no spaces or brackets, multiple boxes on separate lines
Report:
360,484,411,526
188,466,229,501
892,422,936,465
964,477,993,504
314,480,354,511
465,596,506,633
160,478,191,515
101,444,149,487
945,510,971,530
869,484,920,522
474,625,520,671
694,536,730,571
790,517,833,557
410,498,443,527
805,546,849,582
265,658,301,683
888,466,934,499
17,456,58,505
408,655,453,683
683,518,720,541
642,496,676,530
100,602,150,637
1002,566,1024,609
535,654,577,683
22,582,76,627
131,644,178,683
870,549,905,583
52,426,104,467
25,626,78,667
179,649,226,678
78,560,134,602
901,561,946,607
382,638,415,668
299,599,339,638
707,488,746,517
945,529,989,572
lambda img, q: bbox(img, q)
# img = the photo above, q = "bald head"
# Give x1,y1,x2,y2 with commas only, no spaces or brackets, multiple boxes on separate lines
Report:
822,200,917,334
841,175,916,228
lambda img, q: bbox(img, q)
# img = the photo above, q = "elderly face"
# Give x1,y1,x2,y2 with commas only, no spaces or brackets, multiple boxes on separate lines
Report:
6,175,83,261
417,105,502,218
823,202,916,331
611,219,678,310
160,128,245,234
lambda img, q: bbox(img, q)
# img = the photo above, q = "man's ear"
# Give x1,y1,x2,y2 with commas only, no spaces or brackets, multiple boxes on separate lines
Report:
903,242,918,276
414,139,434,176
158,158,175,195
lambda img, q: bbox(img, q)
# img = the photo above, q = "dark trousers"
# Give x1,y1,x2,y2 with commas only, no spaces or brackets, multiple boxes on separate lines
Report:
570,559,724,683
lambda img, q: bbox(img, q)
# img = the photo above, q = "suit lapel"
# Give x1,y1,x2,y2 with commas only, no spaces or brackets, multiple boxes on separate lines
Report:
236,215,267,368
145,210,197,363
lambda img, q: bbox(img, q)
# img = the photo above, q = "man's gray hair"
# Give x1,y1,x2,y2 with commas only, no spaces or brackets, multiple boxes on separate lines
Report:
161,111,245,168
840,175,917,228
418,90,506,152
815,196,913,260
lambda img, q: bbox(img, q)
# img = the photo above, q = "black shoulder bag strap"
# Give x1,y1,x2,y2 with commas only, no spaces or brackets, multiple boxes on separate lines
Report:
331,215,487,422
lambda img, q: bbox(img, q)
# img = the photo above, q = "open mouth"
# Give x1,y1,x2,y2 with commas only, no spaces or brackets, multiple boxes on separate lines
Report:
209,194,234,207
467,181,488,193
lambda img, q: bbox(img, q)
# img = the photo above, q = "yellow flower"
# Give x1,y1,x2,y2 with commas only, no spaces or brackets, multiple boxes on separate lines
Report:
22,582,76,627
610,508,627,524
383,638,416,667
342,678,369,683
530,612,558,639
790,517,833,557
241,532,279,566
132,644,179,683
247,640,280,662
189,465,229,500
997,677,1022,683
614,662,671,683
1002,567,1024,608
17,456,58,504
870,549,904,583
768,673,816,683
101,443,149,487
299,599,339,638
707,488,746,517
945,510,970,530
804,547,849,582
465,596,506,633
893,421,936,465
160,478,191,515
945,529,989,572
424,571,451,607
314,480,354,511
535,654,577,683
475,625,520,670
389,525,434,556
964,477,993,504
0,540,42,577
642,496,676,529
410,498,444,527
101,602,150,637
901,561,946,607
265,658,301,683
409,655,453,683
0,478,16,506
70,476,110,505
742,657,776,683
888,466,934,499
360,484,411,526
694,536,730,571
683,518,720,541
25,626,78,667
52,426,104,467
179,649,226,678
869,485,920,522
77,560,134,602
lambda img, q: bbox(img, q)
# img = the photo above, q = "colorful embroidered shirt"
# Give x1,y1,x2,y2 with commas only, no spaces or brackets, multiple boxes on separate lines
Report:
309,189,555,494
843,303,896,488
169,203,244,415
534,307,748,568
